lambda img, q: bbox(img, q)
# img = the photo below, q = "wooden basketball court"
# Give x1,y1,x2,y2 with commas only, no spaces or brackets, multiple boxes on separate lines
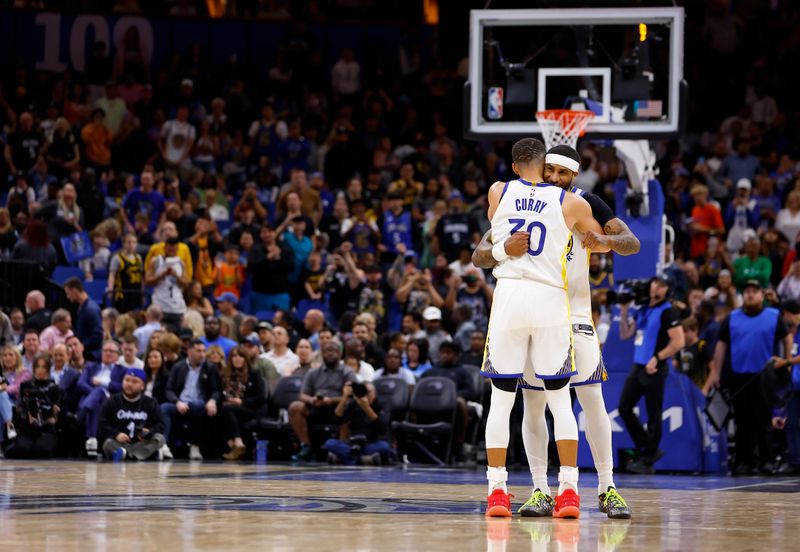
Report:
0,461,798,550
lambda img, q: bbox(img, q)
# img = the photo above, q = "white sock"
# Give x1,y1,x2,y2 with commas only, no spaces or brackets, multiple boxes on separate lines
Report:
575,385,615,495
521,390,551,495
558,466,579,494
487,466,508,494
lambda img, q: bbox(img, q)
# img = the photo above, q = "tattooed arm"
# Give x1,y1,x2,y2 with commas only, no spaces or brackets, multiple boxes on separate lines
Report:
472,230,496,269
582,217,641,256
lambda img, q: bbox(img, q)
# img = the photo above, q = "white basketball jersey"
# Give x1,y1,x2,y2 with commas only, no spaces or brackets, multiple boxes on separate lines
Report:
491,180,572,289
565,187,592,322
152,255,186,314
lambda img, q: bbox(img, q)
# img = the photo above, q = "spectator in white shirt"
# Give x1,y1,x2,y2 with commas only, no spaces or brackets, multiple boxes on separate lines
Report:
261,325,299,377
119,335,145,369
160,105,196,176
331,48,361,100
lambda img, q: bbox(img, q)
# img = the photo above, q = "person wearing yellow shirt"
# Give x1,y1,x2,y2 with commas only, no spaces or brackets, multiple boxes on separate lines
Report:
144,221,193,281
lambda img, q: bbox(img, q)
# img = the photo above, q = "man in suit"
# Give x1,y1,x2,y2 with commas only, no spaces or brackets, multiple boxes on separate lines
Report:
64,277,104,361
160,339,221,461
50,343,81,414
76,339,127,457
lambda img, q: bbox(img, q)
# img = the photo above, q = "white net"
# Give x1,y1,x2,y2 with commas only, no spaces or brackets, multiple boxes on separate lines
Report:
535,110,595,150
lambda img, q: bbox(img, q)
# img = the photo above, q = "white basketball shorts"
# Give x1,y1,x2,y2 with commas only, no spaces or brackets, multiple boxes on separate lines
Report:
481,278,575,380
519,321,607,390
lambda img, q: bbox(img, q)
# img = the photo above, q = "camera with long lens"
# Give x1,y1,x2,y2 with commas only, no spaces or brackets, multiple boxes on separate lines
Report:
22,386,55,427
609,279,652,306
351,382,368,398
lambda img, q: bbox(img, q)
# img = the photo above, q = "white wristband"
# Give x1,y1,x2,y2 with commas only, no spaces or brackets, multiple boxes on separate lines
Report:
491,240,509,262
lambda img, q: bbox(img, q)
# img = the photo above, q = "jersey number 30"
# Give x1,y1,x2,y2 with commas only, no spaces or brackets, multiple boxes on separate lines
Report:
509,218,547,256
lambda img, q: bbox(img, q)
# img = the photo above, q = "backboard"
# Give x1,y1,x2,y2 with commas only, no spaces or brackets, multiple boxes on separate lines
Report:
465,7,685,140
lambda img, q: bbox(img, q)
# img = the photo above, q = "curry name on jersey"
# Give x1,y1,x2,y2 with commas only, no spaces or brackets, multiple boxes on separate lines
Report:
490,180,571,288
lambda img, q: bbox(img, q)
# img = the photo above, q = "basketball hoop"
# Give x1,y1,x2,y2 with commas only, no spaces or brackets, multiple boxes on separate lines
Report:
535,109,595,150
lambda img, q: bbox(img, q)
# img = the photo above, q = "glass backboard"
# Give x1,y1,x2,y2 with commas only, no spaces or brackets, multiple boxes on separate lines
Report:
465,7,685,140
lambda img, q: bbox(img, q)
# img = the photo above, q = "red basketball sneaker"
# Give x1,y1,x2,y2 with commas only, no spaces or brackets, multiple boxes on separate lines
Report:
553,488,580,519
485,489,514,517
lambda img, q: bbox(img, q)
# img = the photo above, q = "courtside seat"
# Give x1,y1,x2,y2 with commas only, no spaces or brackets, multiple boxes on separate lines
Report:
373,376,410,422
393,377,457,465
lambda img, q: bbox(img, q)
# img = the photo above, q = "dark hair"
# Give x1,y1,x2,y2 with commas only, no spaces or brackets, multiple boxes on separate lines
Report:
165,236,180,246
24,328,40,338
408,338,429,364
404,311,423,325
189,338,205,348
439,341,461,355
512,138,546,166
223,345,250,385
144,348,165,378
23,219,50,248
122,335,138,346
63,277,84,292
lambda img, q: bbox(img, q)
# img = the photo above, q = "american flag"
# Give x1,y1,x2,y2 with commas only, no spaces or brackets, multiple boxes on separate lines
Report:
635,100,663,119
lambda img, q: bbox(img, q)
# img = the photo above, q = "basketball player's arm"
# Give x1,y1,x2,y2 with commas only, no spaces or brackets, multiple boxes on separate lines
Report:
471,230,496,269
565,195,611,253
582,217,641,256
472,229,531,269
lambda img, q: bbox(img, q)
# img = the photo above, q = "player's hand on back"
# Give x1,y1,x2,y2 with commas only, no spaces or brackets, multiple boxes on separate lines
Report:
504,231,530,257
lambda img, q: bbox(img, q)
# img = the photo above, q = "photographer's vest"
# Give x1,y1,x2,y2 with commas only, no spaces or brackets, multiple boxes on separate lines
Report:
633,302,672,365
729,307,779,374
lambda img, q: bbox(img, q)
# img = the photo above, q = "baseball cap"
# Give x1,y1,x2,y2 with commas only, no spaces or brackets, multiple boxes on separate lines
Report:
124,368,147,382
422,306,442,321
257,321,273,331
743,279,762,291
215,292,238,303
448,190,463,201
181,78,194,88
650,274,672,288
241,333,261,345
736,178,752,190
178,328,194,340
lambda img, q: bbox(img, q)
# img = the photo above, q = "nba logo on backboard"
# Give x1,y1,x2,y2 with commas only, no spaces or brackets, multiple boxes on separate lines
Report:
487,87,503,119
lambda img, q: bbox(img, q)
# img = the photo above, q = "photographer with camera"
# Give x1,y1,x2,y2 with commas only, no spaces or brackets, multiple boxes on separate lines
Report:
99,368,166,461
6,355,62,459
323,380,393,465
618,275,685,474
289,340,356,462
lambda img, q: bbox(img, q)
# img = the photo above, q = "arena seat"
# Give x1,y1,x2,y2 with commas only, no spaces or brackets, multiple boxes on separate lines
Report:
392,377,457,465
52,266,83,285
83,280,108,306
373,376,410,422
295,299,325,320
246,376,303,458
255,310,275,322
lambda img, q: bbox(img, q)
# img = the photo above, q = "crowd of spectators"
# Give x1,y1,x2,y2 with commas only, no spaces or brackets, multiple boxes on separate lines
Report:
0,1,798,471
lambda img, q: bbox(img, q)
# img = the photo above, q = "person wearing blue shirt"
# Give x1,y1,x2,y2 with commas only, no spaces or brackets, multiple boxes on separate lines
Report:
278,122,311,177
618,276,685,474
703,280,792,475
720,138,761,185
121,170,165,234
64,277,103,362
200,315,236,358
310,172,335,218
282,216,313,285
379,192,414,260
